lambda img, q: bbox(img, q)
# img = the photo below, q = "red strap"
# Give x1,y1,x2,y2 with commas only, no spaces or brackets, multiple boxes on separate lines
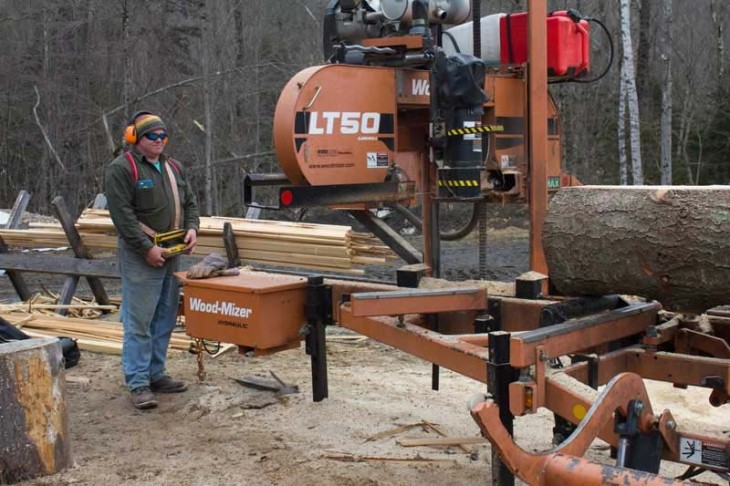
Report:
167,158,181,175
124,151,138,183
125,152,180,182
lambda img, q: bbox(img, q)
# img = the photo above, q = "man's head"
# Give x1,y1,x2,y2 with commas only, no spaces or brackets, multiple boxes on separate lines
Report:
133,113,167,142
127,111,168,161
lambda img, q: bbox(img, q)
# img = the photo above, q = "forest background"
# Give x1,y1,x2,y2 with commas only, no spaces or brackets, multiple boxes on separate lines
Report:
0,0,728,216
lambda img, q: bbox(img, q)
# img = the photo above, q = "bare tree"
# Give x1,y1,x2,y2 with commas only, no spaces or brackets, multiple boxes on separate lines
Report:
619,0,643,184
710,0,725,84
618,86,629,185
200,2,214,216
659,0,672,185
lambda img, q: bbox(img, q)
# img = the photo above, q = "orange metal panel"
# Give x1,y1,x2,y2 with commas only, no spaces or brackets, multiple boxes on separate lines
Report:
509,303,659,367
324,277,399,323
362,35,424,50
527,0,549,274
496,297,554,332
179,273,307,350
349,288,487,317
396,69,431,107
626,350,730,391
339,304,489,383
471,373,689,486
273,64,396,186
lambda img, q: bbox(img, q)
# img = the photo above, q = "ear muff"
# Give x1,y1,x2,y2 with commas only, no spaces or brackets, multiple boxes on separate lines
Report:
123,110,153,145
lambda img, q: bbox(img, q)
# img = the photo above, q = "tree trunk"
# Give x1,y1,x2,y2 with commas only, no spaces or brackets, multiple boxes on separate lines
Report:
201,4,214,216
659,0,673,185
544,186,730,313
636,0,653,112
710,0,725,84
0,338,71,484
617,80,629,185
620,0,644,184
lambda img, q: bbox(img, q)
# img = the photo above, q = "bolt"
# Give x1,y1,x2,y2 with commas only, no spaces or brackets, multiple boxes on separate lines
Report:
634,401,644,416
666,419,676,431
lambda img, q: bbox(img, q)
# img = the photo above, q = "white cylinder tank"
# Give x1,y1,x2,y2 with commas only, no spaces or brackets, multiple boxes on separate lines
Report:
442,13,504,65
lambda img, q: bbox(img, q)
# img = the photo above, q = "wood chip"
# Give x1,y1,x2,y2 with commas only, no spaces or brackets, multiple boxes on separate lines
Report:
323,452,457,465
396,437,488,447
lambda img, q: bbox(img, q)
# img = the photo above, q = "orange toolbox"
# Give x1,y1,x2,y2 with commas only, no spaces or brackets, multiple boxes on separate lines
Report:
178,272,308,354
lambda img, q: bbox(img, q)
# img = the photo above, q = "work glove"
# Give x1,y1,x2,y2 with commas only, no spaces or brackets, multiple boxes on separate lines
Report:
186,253,240,279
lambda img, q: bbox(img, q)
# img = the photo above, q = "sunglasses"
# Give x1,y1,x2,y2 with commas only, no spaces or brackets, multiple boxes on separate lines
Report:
143,132,168,142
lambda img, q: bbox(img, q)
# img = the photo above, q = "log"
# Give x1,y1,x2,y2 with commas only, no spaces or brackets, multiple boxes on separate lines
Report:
544,186,730,313
0,338,72,483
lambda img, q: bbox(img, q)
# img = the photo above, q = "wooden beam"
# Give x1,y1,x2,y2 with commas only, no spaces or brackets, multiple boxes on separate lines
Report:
0,254,119,278
0,190,32,301
396,437,488,447
223,221,241,268
51,196,110,308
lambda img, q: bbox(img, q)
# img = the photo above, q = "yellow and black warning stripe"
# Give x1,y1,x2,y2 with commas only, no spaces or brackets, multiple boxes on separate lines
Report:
437,179,480,187
447,124,505,137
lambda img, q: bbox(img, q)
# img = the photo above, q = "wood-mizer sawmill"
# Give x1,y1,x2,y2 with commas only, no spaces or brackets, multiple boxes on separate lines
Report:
178,1,730,484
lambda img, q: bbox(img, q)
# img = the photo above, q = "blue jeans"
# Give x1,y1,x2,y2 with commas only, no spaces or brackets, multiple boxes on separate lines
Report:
118,238,180,390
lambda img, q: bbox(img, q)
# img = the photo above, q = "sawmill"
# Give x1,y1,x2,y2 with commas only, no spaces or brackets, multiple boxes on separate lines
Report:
188,1,730,483
0,0,728,485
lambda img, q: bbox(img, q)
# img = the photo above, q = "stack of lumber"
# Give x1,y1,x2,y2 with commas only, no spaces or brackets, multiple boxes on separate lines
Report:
0,209,395,274
1,311,192,355
0,293,116,319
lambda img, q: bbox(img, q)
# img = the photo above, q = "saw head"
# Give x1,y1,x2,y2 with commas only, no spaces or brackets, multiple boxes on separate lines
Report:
273,64,397,187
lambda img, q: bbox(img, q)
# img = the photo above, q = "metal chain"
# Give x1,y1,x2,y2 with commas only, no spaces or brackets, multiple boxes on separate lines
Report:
194,338,206,382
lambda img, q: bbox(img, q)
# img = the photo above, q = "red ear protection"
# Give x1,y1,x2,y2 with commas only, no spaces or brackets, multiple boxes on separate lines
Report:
123,110,154,145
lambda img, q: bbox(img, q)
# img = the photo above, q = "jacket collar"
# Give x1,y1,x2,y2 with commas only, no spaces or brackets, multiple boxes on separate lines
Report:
129,146,168,164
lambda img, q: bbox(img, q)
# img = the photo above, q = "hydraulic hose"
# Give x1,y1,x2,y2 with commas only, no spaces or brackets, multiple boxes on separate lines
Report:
393,202,483,241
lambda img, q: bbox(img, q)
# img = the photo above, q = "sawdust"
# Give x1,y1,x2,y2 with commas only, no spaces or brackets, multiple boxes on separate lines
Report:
419,276,515,297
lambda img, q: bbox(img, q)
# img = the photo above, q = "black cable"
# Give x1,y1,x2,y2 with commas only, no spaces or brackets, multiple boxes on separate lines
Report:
573,17,614,83
676,466,702,481
440,202,481,241
472,0,481,59
392,201,480,241
202,339,221,355
442,30,461,53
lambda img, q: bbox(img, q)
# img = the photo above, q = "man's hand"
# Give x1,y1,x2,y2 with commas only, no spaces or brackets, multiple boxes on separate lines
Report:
184,229,197,254
145,246,167,268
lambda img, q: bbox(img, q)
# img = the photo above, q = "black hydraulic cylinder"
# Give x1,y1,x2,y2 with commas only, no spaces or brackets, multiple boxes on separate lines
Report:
305,275,330,402
488,331,517,486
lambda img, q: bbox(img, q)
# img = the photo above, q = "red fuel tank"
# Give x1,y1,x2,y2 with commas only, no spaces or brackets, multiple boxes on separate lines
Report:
500,11,590,77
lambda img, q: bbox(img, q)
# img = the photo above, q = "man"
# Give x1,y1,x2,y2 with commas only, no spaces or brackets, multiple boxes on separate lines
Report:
105,111,200,410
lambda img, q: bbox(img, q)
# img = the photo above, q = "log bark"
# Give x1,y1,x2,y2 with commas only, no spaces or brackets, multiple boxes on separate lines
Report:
544,186,730,313
0,338,71,484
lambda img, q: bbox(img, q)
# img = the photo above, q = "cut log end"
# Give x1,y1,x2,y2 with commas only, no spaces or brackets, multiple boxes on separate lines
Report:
0,338,72,484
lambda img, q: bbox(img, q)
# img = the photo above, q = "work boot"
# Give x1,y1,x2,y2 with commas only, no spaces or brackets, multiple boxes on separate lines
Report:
130,386,157,410
150,376,188,393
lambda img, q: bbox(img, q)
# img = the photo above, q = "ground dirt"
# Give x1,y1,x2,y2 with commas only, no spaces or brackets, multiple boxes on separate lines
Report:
2,211,728,486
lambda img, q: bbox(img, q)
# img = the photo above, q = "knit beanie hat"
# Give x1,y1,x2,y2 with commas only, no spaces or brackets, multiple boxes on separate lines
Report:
135,114,167,141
